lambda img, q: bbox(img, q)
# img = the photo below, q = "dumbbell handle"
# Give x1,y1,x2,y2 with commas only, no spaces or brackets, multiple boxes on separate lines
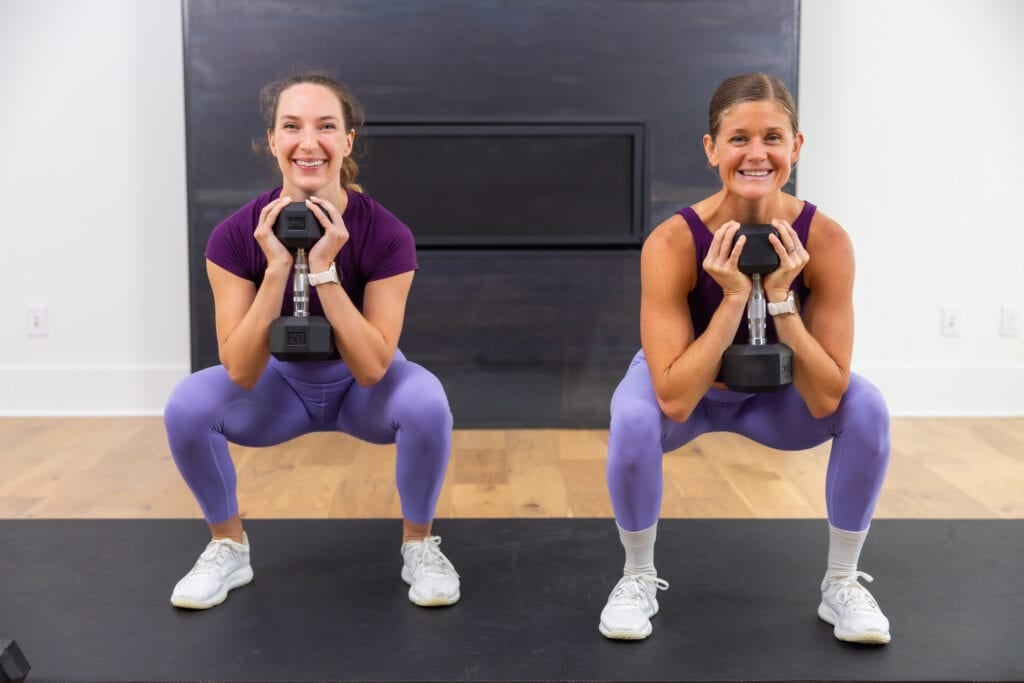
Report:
748,273,767,346
292,248,309,318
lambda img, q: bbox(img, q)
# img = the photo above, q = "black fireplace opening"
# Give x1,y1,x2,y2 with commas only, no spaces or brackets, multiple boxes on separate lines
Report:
357,122,646,248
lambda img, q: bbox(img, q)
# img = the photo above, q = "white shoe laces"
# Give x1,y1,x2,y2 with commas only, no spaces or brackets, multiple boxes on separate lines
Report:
187,539,239,577
828,571,881,614
609,574,669,610
410,536,459,578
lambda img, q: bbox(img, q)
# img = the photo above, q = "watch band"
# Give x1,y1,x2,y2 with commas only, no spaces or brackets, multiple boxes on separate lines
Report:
767,291,798,316
308,262,340,286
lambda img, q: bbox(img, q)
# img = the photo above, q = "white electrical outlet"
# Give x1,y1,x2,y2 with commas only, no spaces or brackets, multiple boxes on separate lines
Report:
27,304,48,337
1001,306,1021,338
940,306,960,337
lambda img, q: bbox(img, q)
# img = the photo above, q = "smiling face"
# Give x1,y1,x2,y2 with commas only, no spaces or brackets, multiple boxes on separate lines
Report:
703,99,803,202
267,83,355,198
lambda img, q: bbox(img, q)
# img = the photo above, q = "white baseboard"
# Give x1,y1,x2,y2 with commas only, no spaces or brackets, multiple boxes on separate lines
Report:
0,363,1021,417
0,364,191,416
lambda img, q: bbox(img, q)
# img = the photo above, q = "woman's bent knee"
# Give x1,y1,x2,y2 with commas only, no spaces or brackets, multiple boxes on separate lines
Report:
163,368,232,435
610,397,662,445
608,398,663,475
391,363,453,430
839,375,890,429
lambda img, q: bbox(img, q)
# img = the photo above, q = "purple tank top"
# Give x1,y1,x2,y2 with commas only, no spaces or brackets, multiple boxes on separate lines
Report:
205,187,418,317
678,202,815,346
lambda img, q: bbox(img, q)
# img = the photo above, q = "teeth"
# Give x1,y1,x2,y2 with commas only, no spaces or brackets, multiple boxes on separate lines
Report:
296,160,324,168
741,170,770,177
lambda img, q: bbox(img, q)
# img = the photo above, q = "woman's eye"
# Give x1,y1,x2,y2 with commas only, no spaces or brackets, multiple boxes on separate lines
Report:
729,136,748,145
766,134,783,144
322,123,337,130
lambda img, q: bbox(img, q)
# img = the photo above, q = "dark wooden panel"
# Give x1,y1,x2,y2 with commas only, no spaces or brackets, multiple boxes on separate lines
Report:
403,250,641,427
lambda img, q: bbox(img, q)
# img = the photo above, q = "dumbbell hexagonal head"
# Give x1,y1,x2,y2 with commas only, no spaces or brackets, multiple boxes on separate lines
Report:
274,203,324,252
269,316,334,361
722,344,793,393
733,224,781,275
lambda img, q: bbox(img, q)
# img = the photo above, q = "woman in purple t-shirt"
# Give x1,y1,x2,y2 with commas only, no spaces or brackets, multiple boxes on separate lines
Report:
598,74,892,645
163,71,459,610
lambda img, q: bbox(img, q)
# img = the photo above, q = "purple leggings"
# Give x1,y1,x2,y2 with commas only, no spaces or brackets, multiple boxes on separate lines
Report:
607,351,890,532
163,350,453,525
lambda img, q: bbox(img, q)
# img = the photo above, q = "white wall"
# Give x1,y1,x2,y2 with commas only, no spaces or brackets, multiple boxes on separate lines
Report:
0,0,189,415
798,0,1024,415
0,0,1020,416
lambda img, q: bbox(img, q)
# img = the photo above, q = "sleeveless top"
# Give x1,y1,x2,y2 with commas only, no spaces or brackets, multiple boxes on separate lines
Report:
678,201,815,347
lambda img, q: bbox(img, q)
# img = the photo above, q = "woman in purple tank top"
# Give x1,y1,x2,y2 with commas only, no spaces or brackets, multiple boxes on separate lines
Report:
163,71,460,611
599,74,892,645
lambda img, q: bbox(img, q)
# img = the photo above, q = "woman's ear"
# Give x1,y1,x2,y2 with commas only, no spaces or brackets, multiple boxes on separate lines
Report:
267,129,277,157
702,133,718,167
791,131,805,164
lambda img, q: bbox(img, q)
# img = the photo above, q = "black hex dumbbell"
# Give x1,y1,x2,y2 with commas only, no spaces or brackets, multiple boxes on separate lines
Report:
0,640,30,683
721,224,794,392
268,203,335,361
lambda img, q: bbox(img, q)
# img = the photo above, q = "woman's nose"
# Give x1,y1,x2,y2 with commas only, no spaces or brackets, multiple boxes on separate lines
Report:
746,140,767,160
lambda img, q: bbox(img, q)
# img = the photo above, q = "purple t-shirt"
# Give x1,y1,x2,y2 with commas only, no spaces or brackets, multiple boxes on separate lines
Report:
678,201,815,346
205,187,418,316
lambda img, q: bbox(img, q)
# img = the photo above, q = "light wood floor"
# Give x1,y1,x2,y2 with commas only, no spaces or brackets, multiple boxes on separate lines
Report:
1,417,1022,520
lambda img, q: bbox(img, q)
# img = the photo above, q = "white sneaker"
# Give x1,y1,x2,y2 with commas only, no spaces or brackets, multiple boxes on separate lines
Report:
818,571,891,644
170,533,253,609
599,573,669,640
401,536,460,606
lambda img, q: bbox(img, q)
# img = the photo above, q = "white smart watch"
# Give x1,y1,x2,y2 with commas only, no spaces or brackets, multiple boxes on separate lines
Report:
308,262,340,287
767,290,799,316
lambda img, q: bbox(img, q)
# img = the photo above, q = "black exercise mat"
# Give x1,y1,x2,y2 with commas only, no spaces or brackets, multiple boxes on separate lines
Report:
1,519,1021,683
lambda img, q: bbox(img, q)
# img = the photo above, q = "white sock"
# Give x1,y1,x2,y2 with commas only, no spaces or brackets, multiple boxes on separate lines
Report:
618,523,657,576
824,523,868,589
